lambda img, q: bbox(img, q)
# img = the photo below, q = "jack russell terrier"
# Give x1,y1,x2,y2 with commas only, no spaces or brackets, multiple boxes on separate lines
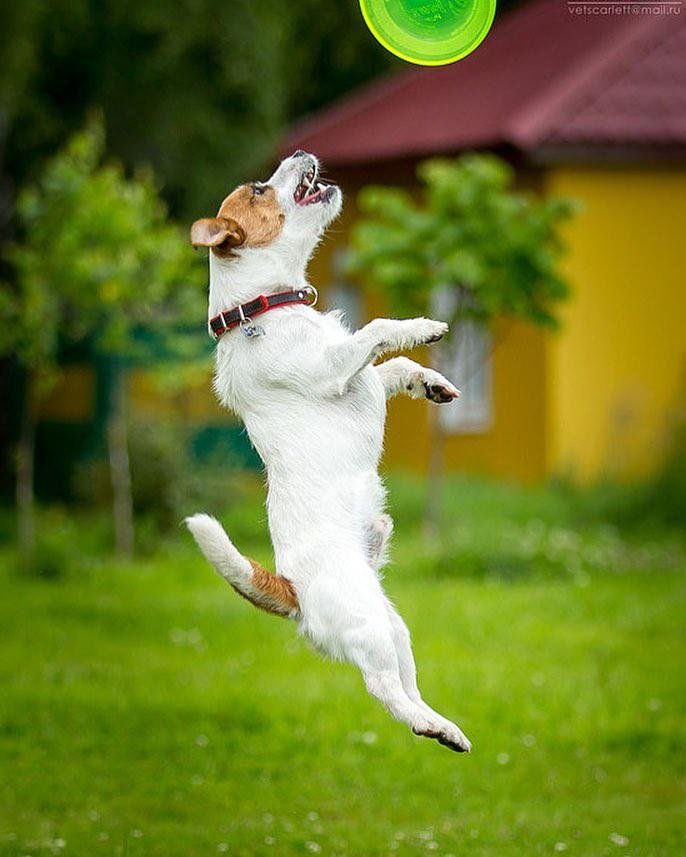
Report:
186,151,471,753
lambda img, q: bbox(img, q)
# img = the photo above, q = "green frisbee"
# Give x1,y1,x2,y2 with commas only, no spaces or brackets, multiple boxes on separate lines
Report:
359,0,496,66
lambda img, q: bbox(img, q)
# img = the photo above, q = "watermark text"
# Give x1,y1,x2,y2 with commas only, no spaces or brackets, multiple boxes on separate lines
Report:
567,1,681,15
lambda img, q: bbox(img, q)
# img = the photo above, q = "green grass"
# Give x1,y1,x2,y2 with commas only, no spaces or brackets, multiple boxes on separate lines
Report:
1,477,685,855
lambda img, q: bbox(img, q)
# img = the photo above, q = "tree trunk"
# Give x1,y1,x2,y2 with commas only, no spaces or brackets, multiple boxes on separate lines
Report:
424,349,446,540
16,372,36,570
107,367,134,558
423,286,470,539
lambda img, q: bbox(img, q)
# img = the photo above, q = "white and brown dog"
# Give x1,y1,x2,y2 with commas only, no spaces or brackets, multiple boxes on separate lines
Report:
186,151,471,753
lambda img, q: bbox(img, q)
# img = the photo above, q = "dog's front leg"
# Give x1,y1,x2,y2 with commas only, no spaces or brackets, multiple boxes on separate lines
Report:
322,317,448,396
375,357,460,404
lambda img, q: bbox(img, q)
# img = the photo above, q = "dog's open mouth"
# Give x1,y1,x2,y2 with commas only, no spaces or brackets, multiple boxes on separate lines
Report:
294,166,335,206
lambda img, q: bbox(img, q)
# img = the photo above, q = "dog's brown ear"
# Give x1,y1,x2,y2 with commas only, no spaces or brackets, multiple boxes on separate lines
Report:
190,217,246,249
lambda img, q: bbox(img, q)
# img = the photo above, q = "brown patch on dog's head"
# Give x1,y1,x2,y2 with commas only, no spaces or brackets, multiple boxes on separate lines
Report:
191,184,285,257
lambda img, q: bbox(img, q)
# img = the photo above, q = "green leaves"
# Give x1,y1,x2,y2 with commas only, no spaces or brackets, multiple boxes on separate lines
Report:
347,153,578,330
1,0,397,220
1,115,206,380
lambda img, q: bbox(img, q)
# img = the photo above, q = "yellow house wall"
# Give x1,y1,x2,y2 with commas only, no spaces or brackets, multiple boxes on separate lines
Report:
381,320,548,482
545,167,686,482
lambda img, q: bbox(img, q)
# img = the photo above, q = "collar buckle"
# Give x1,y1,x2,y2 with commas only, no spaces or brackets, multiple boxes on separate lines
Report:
301,285,318,307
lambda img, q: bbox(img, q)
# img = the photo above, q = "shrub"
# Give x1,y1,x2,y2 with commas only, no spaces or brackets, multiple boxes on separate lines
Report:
75,418,251,540
641,421,686,528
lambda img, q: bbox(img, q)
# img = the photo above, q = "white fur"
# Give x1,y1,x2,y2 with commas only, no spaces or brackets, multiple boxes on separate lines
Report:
187,153,470,753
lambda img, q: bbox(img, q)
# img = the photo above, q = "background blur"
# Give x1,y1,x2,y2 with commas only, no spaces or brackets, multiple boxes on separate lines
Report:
1,1,684,855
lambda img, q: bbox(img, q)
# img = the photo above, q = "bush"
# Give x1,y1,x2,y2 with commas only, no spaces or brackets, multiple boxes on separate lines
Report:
75,418,252,540
385,473,685,583
23,507,101,579
640,421,686,527
558,420,686,531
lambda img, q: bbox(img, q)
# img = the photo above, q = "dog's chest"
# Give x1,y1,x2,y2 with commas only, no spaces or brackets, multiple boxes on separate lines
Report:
244,365,386,465
343,368,387,440
214,336,386,469
213,310,387,464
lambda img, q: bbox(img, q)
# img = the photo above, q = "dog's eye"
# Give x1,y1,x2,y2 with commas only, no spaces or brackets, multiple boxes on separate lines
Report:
252,184,266,196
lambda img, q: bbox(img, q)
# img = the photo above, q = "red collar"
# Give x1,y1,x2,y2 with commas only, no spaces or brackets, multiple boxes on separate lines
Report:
209,286,318,340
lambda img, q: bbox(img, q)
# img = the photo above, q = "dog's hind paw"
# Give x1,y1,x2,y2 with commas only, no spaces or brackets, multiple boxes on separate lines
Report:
437,731,472,753
413,719,472,754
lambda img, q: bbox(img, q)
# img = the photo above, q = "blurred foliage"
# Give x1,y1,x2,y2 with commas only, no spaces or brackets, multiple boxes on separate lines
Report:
26,467,681,581
0,116,210,560
0,115,206,379
5,456,685,578
24,507,84,580
589,417,686,531
347,154,579,329
639,419,686,528
0,109,207,432
386,474,686,583
0,0,397,219
346,154,580,534
74,417,250,539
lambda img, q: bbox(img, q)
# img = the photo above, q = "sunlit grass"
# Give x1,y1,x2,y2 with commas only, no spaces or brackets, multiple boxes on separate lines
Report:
1,477,684,855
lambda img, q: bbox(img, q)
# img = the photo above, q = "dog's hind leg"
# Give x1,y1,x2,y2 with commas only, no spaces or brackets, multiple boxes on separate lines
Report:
185,514,299,619
384,599,472,753
341,616,470,753
383,599,422,704
344,623,426,727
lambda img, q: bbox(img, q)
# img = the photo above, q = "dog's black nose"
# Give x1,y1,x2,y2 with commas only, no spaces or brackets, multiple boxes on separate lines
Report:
293,149,307,158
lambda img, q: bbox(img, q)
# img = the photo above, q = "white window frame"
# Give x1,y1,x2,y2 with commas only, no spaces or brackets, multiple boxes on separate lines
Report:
432,286,493,435
326,249,363,329
438,320,493,435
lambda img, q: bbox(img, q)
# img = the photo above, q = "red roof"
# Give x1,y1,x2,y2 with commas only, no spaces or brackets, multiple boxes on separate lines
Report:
282,0,686,164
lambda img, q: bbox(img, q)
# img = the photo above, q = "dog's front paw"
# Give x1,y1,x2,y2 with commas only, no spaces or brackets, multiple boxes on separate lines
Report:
419,369,460,404
410,318,449,346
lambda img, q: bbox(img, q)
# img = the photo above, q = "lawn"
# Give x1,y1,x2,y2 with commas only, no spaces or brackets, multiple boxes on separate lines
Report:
1,478,684,856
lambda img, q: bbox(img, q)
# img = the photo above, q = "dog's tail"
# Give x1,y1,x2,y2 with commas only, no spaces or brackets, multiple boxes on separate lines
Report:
184,513,299,619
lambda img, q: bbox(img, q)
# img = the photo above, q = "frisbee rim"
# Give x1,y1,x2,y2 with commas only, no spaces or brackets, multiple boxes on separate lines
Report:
359,0,497,66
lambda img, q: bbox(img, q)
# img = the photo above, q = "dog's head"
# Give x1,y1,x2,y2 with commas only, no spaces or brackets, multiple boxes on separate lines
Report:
190,151,342,258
